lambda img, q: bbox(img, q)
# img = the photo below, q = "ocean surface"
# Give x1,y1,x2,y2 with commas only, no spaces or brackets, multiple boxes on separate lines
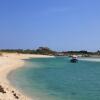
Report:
8,57,100,100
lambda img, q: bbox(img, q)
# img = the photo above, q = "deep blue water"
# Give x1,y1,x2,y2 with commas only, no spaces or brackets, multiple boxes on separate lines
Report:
8,57,100,100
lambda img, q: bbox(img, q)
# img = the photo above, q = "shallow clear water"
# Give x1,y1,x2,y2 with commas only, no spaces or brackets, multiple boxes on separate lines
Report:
8,57,100,100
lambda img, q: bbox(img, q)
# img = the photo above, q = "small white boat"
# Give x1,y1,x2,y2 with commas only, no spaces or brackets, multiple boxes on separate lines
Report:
70,55,78,63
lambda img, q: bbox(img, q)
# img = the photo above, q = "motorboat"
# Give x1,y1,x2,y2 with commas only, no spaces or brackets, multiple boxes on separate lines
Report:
70,55,78,63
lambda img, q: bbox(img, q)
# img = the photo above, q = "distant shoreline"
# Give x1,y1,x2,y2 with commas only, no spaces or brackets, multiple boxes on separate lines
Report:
0,53,54,100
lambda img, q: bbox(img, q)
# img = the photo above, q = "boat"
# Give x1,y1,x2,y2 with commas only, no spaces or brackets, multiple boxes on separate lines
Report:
70,55,78,63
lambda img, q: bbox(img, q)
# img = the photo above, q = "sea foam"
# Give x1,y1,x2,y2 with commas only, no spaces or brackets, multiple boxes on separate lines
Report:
79,58,100,62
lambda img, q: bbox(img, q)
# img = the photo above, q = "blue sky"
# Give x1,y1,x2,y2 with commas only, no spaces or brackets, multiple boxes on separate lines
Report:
0,0,100,51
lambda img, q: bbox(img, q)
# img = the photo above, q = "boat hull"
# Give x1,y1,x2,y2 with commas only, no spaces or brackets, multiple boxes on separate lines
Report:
70,59,78,63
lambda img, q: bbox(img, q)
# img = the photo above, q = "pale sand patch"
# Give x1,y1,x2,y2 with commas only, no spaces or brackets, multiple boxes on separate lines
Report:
0,53,54,100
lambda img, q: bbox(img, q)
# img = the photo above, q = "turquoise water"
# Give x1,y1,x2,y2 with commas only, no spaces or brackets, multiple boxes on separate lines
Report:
8,57,100,100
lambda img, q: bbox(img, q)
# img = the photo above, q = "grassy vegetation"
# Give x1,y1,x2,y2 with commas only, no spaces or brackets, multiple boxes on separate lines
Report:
0,47,100,57
0,47,56,55
0,52,2,56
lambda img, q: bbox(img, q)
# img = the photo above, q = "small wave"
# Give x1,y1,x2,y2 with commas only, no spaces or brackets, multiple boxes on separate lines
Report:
79,58,100,62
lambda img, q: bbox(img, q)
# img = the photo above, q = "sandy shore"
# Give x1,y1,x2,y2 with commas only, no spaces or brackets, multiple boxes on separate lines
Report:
0,53,54,100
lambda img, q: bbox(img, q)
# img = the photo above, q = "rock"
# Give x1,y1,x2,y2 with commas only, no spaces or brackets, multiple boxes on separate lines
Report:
0,85,6,94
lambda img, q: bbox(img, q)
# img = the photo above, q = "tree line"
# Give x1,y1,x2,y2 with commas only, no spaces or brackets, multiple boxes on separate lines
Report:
0,47,100,56
0,47,56,55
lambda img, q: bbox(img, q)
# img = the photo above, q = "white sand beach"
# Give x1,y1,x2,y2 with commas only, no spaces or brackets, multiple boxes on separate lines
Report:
0,53,54,100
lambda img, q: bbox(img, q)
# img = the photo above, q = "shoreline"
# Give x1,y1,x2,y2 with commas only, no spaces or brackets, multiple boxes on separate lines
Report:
0,53,54,100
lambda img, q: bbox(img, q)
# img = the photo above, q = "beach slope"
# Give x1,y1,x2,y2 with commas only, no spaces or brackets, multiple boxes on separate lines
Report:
0,53,54,100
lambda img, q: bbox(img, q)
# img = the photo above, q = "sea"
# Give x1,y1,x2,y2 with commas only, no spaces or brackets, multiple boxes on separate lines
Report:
8,57,100,100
